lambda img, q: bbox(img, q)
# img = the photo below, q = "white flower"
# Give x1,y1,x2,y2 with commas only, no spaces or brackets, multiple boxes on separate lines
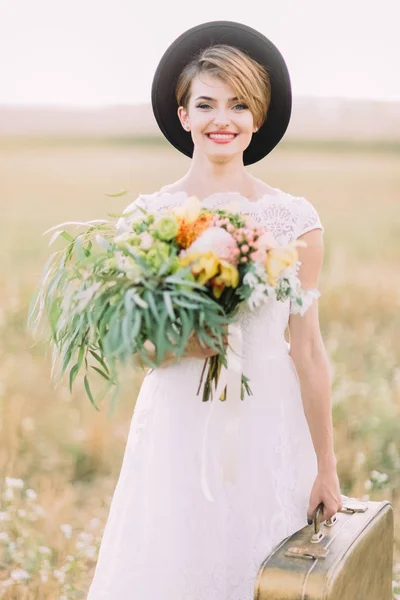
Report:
60,523,72,539
10,568,30,582
139,231,154,250
88,517,101,529
5,477,24,489
247,285,268,311
364,479,373,490
53,569,66,583
242,271,258,288
3,488,14,501
0,511,10,521
83,545,97,559
38,545,51,555
34,505,47,518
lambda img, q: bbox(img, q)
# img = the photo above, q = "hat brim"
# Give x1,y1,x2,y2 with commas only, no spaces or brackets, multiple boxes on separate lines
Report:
151,20,292,166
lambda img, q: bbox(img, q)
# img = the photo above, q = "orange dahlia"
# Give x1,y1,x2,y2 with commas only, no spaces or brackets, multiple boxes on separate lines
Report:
176,213,213,249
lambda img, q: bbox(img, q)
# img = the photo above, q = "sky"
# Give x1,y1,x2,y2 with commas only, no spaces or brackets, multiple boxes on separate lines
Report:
1,0,399,106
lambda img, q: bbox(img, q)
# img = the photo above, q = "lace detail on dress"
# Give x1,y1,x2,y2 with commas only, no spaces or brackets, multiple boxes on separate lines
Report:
116,189,324,245
116,189,324,331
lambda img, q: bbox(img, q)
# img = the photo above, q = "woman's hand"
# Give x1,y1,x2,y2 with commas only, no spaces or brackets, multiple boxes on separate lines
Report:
182,330,228,359
307,466,343,524
137,329,229,368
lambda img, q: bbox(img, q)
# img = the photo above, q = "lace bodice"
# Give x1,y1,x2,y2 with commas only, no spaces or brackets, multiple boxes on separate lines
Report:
116,187,324,246
116,187,324,345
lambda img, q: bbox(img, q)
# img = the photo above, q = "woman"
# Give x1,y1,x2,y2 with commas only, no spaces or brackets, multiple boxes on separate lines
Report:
87,21,342,600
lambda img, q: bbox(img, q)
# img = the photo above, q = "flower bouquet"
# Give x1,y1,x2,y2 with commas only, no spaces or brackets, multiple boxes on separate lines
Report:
28,193,315,411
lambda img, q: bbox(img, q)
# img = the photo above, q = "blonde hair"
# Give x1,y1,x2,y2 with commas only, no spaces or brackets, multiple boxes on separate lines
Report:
175,44,271,129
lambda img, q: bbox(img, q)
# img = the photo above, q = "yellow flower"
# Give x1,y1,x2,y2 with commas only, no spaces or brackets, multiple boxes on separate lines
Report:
265,244,300,286
180,251,220,286
173,196,202,223
211,260,239,298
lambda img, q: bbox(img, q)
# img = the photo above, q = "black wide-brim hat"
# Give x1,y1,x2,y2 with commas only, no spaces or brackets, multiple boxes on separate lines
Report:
151,20,292,166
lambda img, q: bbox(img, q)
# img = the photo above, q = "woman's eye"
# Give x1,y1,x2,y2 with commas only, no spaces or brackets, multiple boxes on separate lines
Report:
232,103,248,111
196,103,212,109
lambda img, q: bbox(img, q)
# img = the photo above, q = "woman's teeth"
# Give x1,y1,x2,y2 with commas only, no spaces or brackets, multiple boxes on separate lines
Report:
207,134,236,140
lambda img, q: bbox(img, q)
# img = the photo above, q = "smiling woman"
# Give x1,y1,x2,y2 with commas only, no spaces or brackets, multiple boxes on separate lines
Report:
86,20,344,600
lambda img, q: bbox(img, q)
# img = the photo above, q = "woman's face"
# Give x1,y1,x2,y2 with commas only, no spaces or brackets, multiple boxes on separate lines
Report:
177,73,257,163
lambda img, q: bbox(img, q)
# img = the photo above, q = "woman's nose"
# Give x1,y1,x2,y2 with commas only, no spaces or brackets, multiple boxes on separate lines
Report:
213,109,231,127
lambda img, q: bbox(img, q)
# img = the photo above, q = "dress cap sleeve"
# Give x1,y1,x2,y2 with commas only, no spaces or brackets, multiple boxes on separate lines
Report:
294,196,324,240
116,194,149,232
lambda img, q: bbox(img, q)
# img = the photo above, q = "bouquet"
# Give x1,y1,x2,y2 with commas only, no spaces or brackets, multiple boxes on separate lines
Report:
28,193,316,411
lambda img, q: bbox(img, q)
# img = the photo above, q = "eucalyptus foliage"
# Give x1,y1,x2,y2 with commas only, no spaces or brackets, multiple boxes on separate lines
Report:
28,216,235,412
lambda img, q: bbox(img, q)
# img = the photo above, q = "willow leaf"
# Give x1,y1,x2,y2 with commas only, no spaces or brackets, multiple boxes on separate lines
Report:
84,375,100,411
69,362,81,392
91,365,111,382
163,292,175,321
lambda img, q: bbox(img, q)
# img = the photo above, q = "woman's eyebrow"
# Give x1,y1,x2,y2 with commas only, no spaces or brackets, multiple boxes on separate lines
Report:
194,95,239,102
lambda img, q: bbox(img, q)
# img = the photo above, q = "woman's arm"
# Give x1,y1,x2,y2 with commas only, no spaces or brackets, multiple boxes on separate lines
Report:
288,228,337,473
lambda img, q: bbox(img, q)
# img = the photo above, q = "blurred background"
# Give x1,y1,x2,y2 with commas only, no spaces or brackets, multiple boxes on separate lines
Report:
0,0,399,597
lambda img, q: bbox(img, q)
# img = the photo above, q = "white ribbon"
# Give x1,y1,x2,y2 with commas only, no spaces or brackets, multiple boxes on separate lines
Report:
200,322,244,502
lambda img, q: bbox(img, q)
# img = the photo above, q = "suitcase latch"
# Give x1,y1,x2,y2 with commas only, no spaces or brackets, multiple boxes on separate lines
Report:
285,543,329,559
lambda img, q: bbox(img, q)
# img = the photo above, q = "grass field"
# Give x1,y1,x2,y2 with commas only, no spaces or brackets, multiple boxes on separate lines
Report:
0,139,399,597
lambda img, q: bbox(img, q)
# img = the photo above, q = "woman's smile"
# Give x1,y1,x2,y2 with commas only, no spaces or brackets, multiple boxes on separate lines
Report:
205,131,239,143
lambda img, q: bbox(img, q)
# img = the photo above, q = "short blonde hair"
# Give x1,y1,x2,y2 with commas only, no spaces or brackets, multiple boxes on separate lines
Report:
175,44,271,129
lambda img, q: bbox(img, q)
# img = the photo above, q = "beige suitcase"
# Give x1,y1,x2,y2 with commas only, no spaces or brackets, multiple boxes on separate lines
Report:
254,495,394,600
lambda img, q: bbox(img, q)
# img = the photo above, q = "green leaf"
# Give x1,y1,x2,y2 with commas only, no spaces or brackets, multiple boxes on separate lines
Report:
143,290,159,320
89,350,110,375
131,310,142,340
69,362,80,392
163,292,175,321
91,365,112,382
61,231,75,243
105,189,129,198
84,375,100,411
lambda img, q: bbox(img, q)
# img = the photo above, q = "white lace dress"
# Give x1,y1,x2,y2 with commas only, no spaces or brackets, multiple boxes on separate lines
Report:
87,188,324,600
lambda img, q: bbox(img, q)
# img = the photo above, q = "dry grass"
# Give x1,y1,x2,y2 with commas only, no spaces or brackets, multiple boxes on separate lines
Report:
0,140,399,597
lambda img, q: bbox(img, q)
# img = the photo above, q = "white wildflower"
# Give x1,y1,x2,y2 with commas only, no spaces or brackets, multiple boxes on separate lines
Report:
76,531,94,549
39,570,49,583
25,488,37,501
53,569,65,583
364,479,373,490
83,545,97,559
60,523,72,539
34,505,47,518
3,487,14,501
38,545,51,555
88,517,101,529
0,511,10,521
10,568,30,582
5,477,24,489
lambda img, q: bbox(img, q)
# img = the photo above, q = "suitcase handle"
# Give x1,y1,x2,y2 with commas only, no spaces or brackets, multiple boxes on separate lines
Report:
285,496,369,559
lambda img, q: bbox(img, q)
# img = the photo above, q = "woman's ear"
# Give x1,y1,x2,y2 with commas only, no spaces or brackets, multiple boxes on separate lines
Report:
177,106,190,131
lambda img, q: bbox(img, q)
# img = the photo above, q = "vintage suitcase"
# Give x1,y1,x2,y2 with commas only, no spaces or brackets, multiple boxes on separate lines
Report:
254,495,394,600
